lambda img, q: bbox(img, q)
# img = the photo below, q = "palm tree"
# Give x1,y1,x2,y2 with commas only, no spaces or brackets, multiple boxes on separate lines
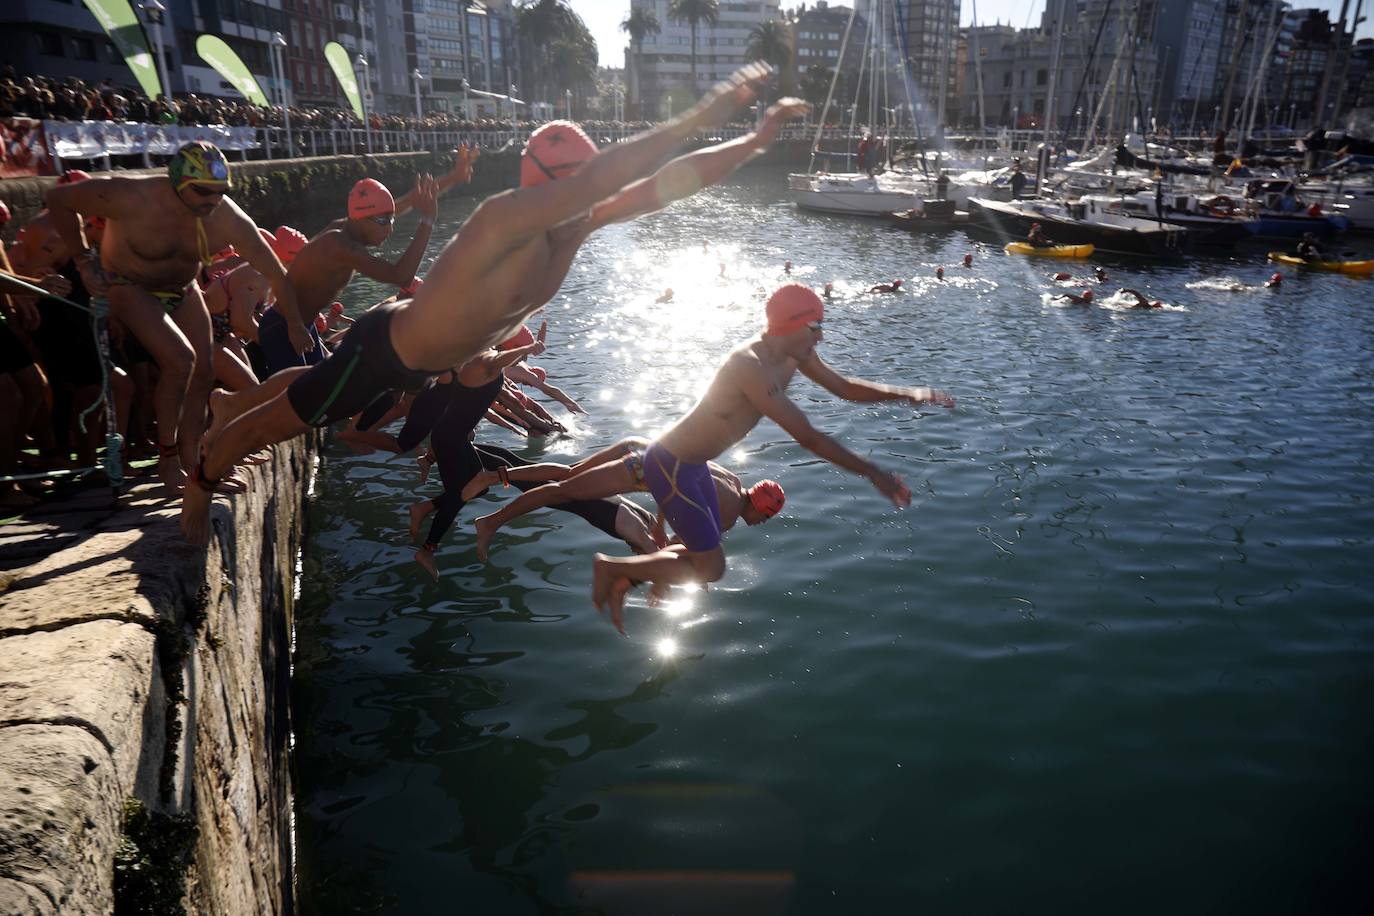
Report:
668,0,719,93
621,5,661,119
516,0,596,112
746,19,791,71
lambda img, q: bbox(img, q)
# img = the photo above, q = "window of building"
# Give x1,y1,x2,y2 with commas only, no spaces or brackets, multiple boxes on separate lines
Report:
71,36,97,61
37,31,64,57
1036,68,1047,85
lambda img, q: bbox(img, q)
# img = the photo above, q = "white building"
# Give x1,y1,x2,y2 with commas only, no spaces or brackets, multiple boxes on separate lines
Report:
631,0,783,117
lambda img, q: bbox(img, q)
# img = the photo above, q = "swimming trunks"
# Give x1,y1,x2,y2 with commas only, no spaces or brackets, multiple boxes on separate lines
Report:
106,270,187,314
642,441,723,553
285,302,435,427
259,307,325,375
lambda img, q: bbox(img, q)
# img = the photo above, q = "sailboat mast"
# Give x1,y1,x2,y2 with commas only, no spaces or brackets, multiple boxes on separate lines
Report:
1040,0,1068,187
971,0,987,138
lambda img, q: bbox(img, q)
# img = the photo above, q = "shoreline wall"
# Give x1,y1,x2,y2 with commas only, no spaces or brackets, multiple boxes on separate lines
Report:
0,438,315,914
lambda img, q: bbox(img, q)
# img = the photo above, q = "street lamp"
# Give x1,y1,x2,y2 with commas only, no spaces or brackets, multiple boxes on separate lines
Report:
509,83,518,128
565,88,572,120
140,0,171,101
270,31,292,157
412,68,424,120
357,54,372,153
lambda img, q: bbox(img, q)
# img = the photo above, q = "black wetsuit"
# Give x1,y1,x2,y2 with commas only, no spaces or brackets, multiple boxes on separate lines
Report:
32,260,99,386
286,302,434,427
423,373,642,549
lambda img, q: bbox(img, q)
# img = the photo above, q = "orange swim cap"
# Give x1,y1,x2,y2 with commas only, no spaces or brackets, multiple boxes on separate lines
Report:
528,365,547,383
273,225,308,264
348,178,395,219
498,324,536,350
765,283,824,336
747,480,786,518
521,120,597,188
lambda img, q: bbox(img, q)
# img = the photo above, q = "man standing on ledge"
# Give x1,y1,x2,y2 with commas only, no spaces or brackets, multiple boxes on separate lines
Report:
181,63,807,545
46,141,299,491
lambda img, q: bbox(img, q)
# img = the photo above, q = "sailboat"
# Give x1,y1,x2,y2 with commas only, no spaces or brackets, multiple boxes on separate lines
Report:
788,0,995,215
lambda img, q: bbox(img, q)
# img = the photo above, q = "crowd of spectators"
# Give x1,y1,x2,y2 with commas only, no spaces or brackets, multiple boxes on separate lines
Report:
3,68,668,139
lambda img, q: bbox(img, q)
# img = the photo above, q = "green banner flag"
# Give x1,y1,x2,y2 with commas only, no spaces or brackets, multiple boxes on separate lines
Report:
195,35,269,107
324,42,364,120
81,0,162,99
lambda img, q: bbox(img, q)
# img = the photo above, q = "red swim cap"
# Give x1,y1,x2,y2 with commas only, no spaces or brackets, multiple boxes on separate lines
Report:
528,365,547,383
57,169,92,184
1053,272,1071,281
1081,288,1094,301
348,178,395,219
273,225,308,264
747,480,786,518
330,302,344,315
765,283,824,336
0,201,9,224
401,277,424,297
935,268,944,279
1268,272,1283,284
498,324,536,350
963,253,973,266
521,120,597,188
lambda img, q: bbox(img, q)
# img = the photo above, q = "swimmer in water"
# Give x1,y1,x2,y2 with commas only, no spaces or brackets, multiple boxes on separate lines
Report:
656,288,674,303
962,254,973,268
1264,272,1283,288
1118,288,1163,309
1094,267,1109,282
935,267,945,280
869,279,903,293
784,259,792,274
1052,288,1094,305
823,281,834,300
476,283,954,629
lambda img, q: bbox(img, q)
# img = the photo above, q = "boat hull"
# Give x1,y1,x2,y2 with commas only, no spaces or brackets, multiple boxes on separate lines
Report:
968,198,1191,259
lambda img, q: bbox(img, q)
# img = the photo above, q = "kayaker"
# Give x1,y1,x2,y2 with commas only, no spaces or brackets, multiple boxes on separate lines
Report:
1294,233,1323,260
1027,222,1054,248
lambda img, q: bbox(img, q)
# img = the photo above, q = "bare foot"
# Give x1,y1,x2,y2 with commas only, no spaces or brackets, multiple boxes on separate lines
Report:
415,452,433,486
180,478,213,546
158,451,187,493
473,514,499,562
646,581,672,608
205,388,237,450
216,469,249,494
414,547,439,582
408,500,433,543
592,554,635,634
461,470,496,502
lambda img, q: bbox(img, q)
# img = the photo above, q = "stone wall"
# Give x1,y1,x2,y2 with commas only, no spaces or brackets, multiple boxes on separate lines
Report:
0,437,316,914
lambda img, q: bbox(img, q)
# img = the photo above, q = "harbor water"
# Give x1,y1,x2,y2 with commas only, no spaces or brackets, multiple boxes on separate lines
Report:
292,172,1374,914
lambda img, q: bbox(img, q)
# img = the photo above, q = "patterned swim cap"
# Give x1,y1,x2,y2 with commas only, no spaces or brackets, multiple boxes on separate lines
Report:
168,141,231,192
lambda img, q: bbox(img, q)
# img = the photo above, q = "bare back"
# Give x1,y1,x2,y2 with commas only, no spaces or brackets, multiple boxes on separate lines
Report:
390,196,591,371
286,229,368,321
657,339,802,464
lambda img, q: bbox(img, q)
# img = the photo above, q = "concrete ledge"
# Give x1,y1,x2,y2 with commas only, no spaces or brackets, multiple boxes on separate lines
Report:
0,435,315,914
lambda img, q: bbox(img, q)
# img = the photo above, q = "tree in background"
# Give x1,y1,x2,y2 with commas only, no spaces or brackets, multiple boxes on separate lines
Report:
516,0,598,116
800,64,834,112
621,4,662,120
746,19,792,101
668,0,720,94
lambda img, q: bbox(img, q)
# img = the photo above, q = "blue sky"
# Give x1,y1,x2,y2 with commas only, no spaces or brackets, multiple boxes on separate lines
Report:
571,1,1374,68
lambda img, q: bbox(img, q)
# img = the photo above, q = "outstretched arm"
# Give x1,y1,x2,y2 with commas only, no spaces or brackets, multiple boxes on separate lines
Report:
740,365,911,507
392,147,478,217
587,98,810,231
799,354,955,409
477,62,774,240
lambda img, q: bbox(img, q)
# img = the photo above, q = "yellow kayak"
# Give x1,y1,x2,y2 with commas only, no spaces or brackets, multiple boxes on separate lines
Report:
1267,252,1374,276
1005,241,1095,258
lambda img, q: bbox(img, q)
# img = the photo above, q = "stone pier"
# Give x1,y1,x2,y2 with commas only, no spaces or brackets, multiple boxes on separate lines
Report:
0,439,315,914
